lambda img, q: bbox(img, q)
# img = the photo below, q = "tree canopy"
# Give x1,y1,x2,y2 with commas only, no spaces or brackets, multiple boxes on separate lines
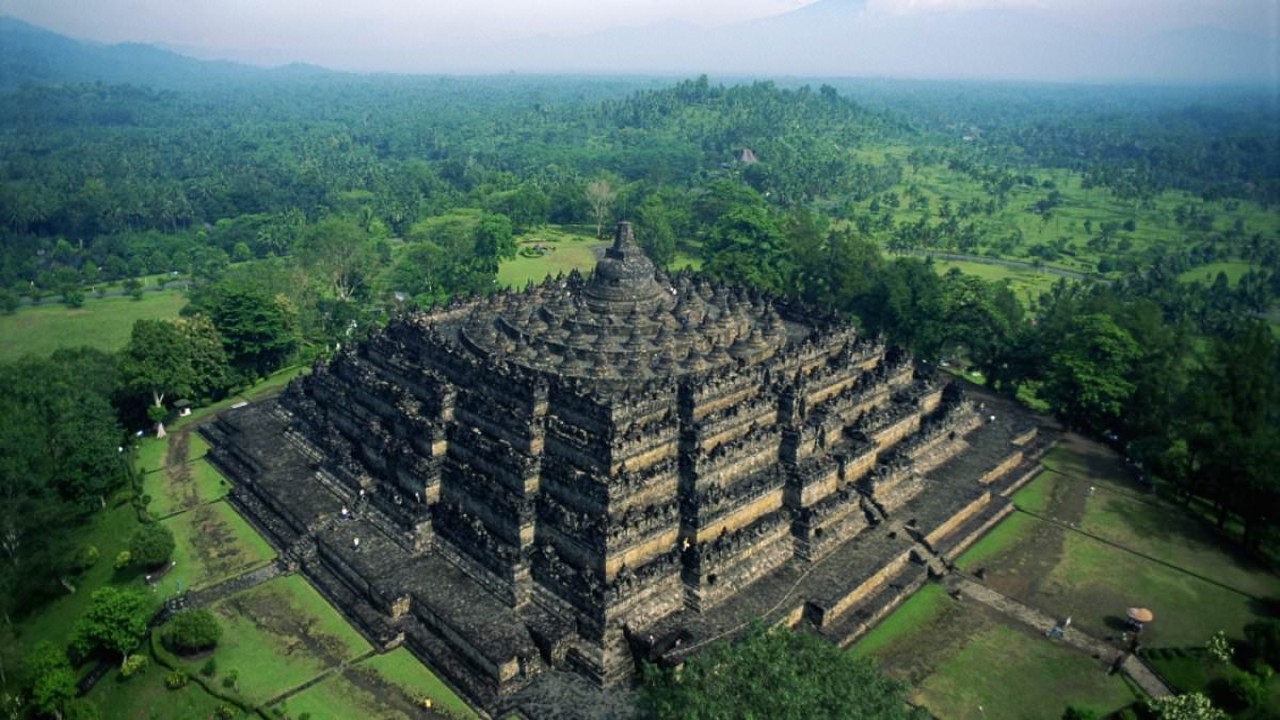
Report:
636,626,916,720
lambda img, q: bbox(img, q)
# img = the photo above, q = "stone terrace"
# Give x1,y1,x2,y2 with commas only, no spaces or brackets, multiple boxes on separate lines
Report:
204,223,1059,719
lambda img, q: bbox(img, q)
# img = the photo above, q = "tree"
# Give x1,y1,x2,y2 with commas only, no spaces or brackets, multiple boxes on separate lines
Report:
24,642,76,720
296,217,378,302
703,204,791,295
177,315,231,402
1183,321,1280,548
585,179,616,239
472,213,516,270
1243,619,1280,669
636,625,913,720
127,523,174,569
161,609,222,654
196,285,298,378
633,194,678,267
70,587,151,664
0,288,18,314
1042,314,1139,433
117,320,194,428
938,271,1021,383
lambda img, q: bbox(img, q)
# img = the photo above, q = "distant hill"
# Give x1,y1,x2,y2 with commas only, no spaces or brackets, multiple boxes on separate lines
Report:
476,0,1277,82
2,6,1275,84
0,16,321,90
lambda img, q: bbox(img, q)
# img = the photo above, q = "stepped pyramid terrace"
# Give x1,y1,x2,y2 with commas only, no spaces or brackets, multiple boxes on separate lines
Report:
204,222,1057,718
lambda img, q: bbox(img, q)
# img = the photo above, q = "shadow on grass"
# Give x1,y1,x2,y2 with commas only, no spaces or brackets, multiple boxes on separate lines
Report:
1096,494,1184,545
1249,595,1280,618
1103,616,1131,633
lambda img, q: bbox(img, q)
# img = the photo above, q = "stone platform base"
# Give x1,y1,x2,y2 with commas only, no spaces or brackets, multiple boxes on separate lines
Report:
204,383,1057,719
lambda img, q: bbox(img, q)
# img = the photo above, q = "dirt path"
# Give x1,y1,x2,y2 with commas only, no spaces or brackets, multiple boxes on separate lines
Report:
158,427,204,518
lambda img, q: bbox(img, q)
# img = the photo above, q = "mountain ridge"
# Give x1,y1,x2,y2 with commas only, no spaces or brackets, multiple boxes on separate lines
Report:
2,7,1276,85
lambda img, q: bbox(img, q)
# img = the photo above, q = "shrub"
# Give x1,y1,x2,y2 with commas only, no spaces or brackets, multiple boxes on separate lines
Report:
200,657,218,677
120,654,148,678
1243,619,1280,669
165,669,190,690
162,609,222,654
72,545,100,574
62,699,101,720
222,669,238,689
215,705,237,720
1219,671,1265,713
1063,707,1099,720
128,523,175,569
114,551,132,570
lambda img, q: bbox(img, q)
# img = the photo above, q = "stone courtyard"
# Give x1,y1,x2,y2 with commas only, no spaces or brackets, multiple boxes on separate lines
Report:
203,222,1057,718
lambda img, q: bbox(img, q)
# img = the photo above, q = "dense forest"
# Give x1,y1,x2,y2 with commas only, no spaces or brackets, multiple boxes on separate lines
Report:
1,61,1278,719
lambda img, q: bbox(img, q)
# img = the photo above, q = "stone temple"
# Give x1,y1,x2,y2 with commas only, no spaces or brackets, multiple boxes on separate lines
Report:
204,222,1055,718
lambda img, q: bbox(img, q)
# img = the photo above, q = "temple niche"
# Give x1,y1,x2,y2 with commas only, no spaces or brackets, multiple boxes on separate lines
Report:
204,222,1056,718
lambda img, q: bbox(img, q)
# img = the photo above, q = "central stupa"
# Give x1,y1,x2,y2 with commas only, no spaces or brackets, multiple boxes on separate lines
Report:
460,222,788,381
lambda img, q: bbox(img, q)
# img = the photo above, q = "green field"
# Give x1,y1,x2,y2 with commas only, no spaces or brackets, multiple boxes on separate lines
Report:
499,227,610,288
160,500,275,592
855,437,1280,718
276,648,479,720
0,289,186,362
854,147,1280,285
144,458,230,518
188,575,372,706
17,495,157,650
1177,261,1256,287
852,584,950,658
913,624,1137,720
88,658,234,720
933,259,1063,300
360,647,478,718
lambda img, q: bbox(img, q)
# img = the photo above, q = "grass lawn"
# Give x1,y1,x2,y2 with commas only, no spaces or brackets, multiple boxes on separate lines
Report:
360,647,478,718
853,583,949,658
983,438,1274,645
135,436,170,476
0,289,186,362
187,433,210,462
1011,471,1056,514
1042,528,1267,648
272,671,391,720
1178,261,1255,287
160,500,275,592
87,662,238,720
145,458,231,518
858,437,1280,718
933,259,1062,300
1076,487,1278,602
499,228,609,287
18,495,153,649
912,624,1137,720
954,512,1040,572
276,649,479,720
189,575,372,706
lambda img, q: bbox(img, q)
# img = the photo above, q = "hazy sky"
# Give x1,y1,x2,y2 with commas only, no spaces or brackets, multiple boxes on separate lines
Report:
2,0,1277,70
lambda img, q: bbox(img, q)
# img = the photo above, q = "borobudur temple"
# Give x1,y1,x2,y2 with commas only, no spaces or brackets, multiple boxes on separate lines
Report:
203,222,1057,717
